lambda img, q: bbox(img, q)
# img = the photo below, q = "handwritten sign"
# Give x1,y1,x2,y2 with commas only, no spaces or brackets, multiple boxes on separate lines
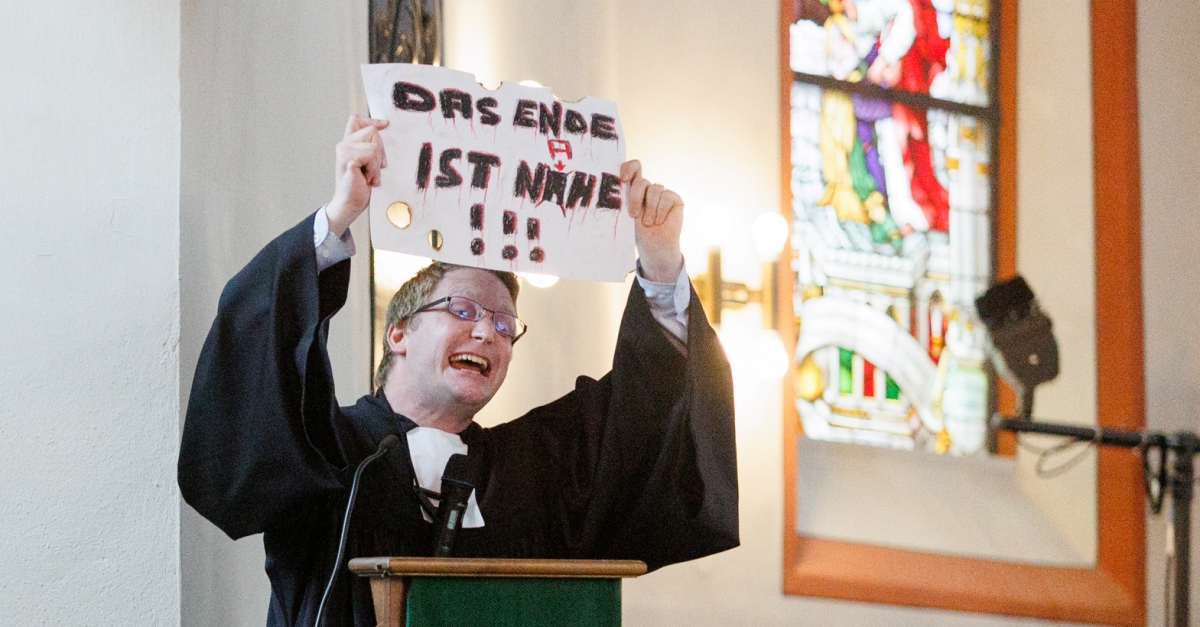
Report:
361,64,633,282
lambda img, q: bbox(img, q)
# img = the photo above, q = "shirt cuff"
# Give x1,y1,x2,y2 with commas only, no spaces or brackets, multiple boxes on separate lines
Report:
313,205,356,272
635,262,691,344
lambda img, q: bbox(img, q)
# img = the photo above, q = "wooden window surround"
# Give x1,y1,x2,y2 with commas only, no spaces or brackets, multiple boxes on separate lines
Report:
778,1,1145,624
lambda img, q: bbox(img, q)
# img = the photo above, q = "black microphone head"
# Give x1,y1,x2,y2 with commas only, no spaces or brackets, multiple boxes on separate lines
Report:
379,434,400,452
432,454,479,557
441,453,479,487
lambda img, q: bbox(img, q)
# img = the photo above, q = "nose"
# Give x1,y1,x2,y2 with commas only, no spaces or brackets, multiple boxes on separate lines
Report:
470,314,496,342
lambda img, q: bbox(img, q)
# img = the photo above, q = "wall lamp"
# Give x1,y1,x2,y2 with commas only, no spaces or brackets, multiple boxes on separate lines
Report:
691,212,791,380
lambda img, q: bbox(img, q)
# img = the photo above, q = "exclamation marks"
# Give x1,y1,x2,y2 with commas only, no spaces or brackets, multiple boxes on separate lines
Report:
469,203,485,256
501,211,518,260
527,218,545,263
467,206,545,265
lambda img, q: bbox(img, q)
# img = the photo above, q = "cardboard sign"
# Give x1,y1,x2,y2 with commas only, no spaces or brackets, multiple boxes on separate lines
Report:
361,64,633,282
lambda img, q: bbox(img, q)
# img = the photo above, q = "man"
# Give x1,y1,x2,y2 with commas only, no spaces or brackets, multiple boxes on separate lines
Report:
179,115,738,627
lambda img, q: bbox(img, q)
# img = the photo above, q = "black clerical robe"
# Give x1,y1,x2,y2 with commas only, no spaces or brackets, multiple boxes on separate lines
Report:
178,216,739,627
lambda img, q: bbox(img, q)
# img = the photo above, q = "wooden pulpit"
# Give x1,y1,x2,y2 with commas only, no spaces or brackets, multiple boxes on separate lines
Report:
348,557,647,627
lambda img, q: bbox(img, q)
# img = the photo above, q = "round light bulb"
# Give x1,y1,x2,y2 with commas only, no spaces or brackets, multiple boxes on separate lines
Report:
518,272,559,288
373,251,432,293
752,330,789,381
751,212,790,261
680,204,733,272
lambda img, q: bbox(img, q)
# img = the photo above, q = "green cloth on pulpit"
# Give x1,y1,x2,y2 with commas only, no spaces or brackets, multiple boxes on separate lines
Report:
405,577,621,627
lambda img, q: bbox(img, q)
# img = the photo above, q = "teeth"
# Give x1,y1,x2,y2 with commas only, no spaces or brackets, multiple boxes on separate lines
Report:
451,354,489,372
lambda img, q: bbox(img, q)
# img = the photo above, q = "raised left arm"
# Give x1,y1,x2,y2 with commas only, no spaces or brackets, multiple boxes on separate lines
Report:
621,160,685,283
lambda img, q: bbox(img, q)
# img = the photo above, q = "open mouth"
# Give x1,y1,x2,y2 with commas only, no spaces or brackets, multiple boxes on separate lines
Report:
449,353,490,375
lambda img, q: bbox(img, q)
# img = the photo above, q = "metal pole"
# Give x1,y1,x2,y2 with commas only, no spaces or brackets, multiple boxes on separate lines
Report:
998,419,1200,625
1169,433,1198,627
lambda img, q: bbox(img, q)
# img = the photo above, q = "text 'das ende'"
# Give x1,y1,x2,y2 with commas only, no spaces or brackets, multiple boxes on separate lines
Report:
361,64,633,282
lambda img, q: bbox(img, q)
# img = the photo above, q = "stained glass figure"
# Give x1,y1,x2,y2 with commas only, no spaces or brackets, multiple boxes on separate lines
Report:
789,0,991,106
788,0,995,454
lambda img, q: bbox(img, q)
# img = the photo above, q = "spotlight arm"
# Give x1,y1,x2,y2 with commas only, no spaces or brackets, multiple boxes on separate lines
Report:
997,417,1200,627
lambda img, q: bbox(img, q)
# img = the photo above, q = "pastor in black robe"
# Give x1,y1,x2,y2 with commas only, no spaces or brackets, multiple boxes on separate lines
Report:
178,215,739,627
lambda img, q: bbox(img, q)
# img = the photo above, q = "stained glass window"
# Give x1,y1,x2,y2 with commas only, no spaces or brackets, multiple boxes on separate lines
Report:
788,0,996,454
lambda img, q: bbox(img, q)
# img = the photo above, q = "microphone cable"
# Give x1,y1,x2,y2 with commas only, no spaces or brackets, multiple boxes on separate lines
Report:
314,434,400,627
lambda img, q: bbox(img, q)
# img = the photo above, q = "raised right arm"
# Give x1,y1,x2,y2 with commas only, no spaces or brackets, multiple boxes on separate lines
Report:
178,215,360,538
178,116,389,539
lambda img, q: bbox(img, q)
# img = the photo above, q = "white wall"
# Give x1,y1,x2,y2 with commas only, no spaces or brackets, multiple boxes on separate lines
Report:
179,1,370,625
1006,0,1101,564
0,2,181,625
1139,0,1200,623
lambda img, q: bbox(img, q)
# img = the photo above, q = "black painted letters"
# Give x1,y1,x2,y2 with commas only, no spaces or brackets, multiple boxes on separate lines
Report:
394,82,436,112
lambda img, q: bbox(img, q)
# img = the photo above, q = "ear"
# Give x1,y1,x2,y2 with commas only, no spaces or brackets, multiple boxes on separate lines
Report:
386,322,408,356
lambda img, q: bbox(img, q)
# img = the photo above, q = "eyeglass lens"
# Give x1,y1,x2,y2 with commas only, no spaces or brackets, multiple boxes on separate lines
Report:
447,297,524,339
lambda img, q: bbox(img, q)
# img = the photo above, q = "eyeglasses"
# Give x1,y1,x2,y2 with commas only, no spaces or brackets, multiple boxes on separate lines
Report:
408,296,528,341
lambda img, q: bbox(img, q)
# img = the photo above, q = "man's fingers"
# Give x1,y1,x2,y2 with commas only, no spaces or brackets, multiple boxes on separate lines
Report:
623,159,646,220
343,114,390,139
341,142,383,160
347,125,381,143
643,184,664,227
343,114,380,138
657,190,683,226
339,144,383,185
361,147,382,185
620,159,642,183
340,143,382,167
346,125,389,170
339,116,389,187
622,161,683,228
367,156,381,187
344,114,363,138
342,157,367,187
627,177,649,219
343,156,381,188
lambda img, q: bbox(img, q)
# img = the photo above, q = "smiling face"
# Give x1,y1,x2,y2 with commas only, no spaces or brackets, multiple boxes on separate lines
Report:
383,268,517,427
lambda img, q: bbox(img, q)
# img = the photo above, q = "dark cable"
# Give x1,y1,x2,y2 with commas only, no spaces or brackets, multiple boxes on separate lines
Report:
414,482,439,520
1032,437,1094,479
314,434,400,627
1006,421,1095,479
1142,434,1168,514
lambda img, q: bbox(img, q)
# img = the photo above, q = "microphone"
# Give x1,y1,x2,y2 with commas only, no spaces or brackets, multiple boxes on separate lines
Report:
974,276,1059,419
314,434,400,627
432,453,479,557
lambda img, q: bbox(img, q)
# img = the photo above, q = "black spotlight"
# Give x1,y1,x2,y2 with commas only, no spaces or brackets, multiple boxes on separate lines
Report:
974,276,1060,418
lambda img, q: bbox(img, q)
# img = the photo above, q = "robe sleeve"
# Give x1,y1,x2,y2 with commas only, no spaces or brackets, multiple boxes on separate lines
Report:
178,215,358,540
608,282,739,568
508,280,739,570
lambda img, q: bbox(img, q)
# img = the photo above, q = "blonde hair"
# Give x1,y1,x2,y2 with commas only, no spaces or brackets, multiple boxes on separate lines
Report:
374,263,520,390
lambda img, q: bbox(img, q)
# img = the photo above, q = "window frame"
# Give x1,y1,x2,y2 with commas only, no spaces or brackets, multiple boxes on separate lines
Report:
777,1,1146,624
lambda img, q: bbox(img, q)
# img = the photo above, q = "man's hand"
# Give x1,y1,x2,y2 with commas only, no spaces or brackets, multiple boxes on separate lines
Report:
621,160,684,283
327,115,389,237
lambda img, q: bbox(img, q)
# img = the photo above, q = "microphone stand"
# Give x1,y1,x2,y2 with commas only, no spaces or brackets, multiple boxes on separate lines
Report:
998,417,1200,627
